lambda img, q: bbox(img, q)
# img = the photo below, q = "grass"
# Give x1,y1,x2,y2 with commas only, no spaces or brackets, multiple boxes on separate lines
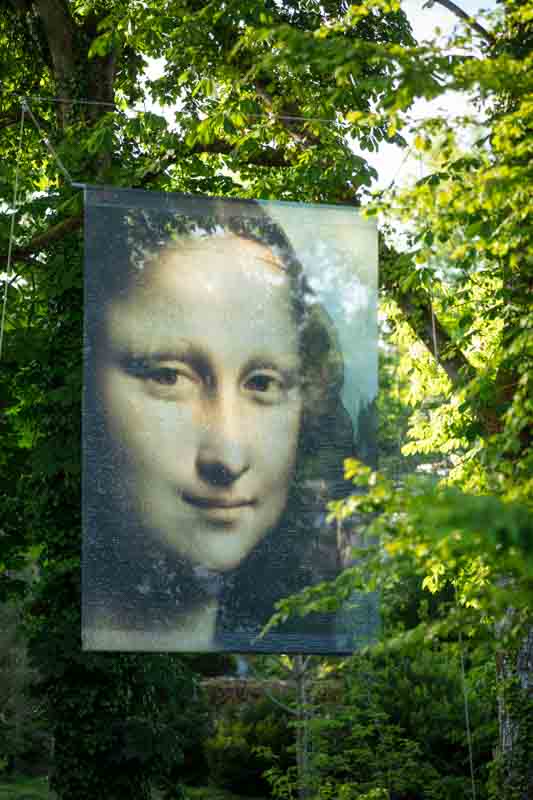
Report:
0,779,265,800
0,776,55,800
187,789,267,800
153,787,267,800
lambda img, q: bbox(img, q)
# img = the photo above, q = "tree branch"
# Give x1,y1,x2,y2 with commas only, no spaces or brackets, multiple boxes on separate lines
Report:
83,13,118,125
380,243,475,386
390,284,514,435
188,139,292,168
0,214,82,267
32,0,78,124
424,0,495,44
254,79,323,148
393,286,475,385
137,139,293,187
8,0,33,12
0,114,21,131
0,110,51,133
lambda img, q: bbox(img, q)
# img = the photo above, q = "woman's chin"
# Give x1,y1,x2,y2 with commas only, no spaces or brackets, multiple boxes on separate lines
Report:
140,505,278,574
189,545,253,574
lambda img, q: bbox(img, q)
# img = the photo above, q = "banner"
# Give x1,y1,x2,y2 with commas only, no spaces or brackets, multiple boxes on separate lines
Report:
82,187,378,652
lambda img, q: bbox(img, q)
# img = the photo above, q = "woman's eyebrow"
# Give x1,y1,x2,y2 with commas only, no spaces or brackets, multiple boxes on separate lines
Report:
116,343,212,375
113,339,203,360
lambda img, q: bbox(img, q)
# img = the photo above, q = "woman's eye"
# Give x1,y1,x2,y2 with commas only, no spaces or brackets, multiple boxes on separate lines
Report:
145,366,200,398
147,367,180,386
244,372,286,402
122,359,199,399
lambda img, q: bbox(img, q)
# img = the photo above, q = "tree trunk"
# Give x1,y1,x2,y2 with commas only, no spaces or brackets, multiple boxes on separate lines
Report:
496,623,533,799
294,655,311,800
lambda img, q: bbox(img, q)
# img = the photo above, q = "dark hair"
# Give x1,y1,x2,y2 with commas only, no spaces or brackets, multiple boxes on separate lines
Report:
83,193,356,650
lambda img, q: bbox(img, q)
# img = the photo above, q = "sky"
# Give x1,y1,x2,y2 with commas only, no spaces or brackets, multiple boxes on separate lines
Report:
403,0,494,43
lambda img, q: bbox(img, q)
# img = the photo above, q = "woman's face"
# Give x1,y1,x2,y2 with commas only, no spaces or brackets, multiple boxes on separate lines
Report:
99,233,303,572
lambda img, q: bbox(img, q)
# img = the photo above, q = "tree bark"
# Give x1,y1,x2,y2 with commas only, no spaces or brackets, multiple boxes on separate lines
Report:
294,655,311,800
33,0,78,125
392,284,475,386
425,0,495,44
0,215,83,268
496,625,533,799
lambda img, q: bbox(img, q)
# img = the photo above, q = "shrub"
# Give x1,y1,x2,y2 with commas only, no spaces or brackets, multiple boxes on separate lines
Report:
205,698,294,796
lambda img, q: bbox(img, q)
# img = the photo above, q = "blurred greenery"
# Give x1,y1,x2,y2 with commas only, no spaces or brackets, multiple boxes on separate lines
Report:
0,776,55,800
1,0,532,797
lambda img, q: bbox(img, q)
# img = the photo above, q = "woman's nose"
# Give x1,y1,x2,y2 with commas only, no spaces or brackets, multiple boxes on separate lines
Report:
196,397,250,487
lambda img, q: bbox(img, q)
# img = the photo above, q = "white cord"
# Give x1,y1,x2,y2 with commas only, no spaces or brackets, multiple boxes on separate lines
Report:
0,104,26,360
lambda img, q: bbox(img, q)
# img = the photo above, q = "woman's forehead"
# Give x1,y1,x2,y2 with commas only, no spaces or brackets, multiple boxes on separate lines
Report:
105,232,300,359
148,232,288,290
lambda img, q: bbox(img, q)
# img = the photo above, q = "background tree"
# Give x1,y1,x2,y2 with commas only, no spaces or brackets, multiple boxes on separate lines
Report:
0,599,50,775
0,1,413,796
246,2,532,796
1,0,531,796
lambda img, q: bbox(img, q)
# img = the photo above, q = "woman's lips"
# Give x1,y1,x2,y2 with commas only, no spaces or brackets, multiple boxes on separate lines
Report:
180,492,255,522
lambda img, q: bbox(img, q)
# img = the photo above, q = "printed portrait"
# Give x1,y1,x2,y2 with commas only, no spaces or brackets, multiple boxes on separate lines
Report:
82,189,378,652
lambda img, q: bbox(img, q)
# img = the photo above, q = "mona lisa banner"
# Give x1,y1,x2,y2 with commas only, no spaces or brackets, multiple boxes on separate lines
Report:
82,187,378,653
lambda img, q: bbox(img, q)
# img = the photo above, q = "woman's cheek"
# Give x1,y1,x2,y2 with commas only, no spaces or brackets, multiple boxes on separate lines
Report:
258,396,302,480
100,369,182,474
99,373,176,532
101,369,145,447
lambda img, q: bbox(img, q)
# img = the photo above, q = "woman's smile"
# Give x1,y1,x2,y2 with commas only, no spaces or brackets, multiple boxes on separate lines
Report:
181,493,256,510
180,491,257,525
99,234,303,572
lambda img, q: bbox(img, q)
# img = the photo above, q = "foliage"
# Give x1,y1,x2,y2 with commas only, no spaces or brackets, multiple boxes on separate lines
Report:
187,787,268,800
205,698,294,797
239,0,533,500
33,636,206,799
0,775,54,799
1,0,532,796
258,644,497,800
258,2,532,794
369,5,533,504
0,0,414,795
269,458,531,659
265,458,531,799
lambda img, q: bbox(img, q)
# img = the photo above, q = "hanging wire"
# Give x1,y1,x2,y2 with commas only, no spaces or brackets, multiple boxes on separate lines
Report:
430,293,439,360
459,628,477,800
0,104,26,360
5,92,422,199
386,140,415,191
6,91,452,133
417,149,439,363
395,331,404,481
10,93,345,125
5,92,471,128
15,93,121,109
22,101,74,184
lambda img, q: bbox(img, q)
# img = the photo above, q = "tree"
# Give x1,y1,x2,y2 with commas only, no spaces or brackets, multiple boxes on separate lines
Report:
1,0,531,795
0,1,414,796
243,1,532,795
0,599,49,774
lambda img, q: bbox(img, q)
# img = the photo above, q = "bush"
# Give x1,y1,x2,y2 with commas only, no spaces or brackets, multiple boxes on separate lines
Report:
306,646,496,800
205,698,294,796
